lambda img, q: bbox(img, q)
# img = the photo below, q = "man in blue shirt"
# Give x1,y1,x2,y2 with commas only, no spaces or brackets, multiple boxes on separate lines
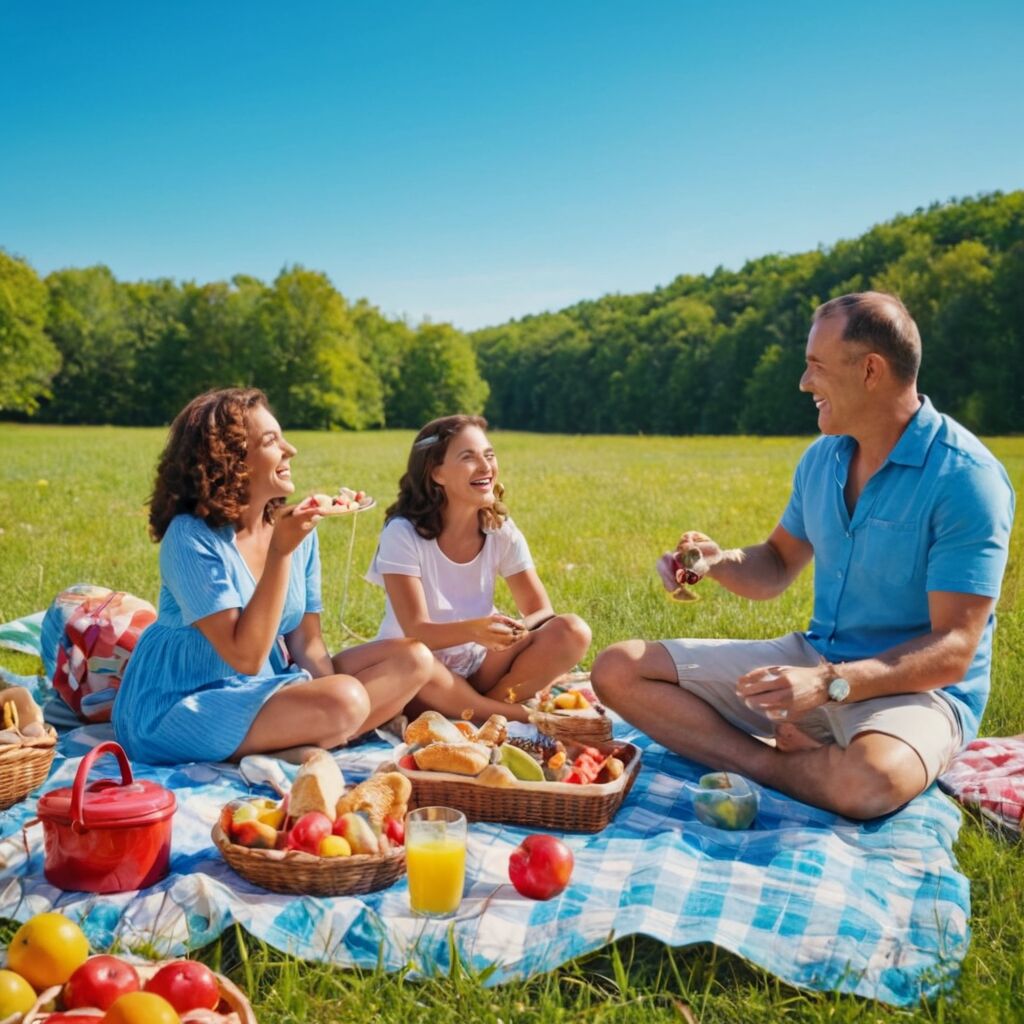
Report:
592,292,1015,819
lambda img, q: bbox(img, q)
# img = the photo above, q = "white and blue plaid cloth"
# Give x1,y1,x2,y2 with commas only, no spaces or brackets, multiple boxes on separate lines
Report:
0,717,969,1006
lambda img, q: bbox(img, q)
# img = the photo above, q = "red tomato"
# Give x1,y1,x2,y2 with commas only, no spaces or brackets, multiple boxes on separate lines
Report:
64,955,141,1011
285,811,333,854
508,834,574,900
143,960,220,1013
398,753,418,771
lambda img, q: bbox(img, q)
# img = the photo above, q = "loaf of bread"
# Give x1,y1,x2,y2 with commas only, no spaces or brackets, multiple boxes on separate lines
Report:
404,710,465,747
412,742,490,776
335,771,412,829
289,750,345,821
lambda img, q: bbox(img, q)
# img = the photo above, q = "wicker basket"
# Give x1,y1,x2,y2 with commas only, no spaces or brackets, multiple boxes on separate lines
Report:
524,672,613,744
0,734,57,811
400,741,641,833
19,960,256,1023
213,823,406,897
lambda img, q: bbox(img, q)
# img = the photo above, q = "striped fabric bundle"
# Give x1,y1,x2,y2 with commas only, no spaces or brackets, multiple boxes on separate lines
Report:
939,736,1024,836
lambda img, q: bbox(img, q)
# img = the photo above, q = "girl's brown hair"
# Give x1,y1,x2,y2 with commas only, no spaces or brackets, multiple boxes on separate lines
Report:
149,388,283,541
385,414,508,539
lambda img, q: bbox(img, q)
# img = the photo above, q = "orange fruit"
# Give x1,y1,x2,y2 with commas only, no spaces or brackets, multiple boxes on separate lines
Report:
101,990,181,1023
0,969,36,1016
6,912,89,990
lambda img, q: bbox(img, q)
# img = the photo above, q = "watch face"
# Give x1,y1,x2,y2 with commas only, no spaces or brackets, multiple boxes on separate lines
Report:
828,677,851,702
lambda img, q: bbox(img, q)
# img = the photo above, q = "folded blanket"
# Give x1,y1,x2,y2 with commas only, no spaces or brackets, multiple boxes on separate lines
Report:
0,721,967,1007
939,736,1024,836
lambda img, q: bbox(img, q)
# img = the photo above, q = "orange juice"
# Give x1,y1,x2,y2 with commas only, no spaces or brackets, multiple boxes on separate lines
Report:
406,836,466,916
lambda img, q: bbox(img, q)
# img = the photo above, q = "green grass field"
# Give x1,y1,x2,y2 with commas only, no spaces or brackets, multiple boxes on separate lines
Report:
0,424,1021,1023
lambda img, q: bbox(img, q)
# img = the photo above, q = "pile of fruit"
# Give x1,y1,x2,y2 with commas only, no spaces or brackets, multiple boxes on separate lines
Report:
0,912,251,1023
393,711,626,786
305,487,370,516
525,678,605,717
218,751,407,857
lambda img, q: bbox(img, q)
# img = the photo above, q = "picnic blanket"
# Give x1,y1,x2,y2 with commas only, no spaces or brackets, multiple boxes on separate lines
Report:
939,736,1024,836
0,618,970,1006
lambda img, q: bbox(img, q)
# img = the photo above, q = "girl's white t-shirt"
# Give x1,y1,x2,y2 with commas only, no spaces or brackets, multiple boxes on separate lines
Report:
365,516,534,655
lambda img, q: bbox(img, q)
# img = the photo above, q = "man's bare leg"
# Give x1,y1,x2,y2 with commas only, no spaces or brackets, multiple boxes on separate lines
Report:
591,640,928,820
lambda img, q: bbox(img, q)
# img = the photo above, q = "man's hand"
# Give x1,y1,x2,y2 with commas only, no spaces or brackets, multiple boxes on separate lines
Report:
736,663,830,721
676,531,723,573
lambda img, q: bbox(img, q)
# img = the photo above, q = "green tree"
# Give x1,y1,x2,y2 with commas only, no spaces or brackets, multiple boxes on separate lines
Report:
0,251,60,414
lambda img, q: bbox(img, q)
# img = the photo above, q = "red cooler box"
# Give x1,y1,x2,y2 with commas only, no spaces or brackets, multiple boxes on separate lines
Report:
35,741,176,893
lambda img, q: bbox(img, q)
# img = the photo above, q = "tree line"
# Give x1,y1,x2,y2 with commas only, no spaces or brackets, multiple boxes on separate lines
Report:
2,191,1021,434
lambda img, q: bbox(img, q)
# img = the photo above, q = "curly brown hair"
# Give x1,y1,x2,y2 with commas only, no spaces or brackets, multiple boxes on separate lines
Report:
385,414,508,539
148,388,283,541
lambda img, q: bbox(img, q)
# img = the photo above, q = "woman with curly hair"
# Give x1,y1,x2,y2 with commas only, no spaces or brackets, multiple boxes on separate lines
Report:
365,414,591,722
113,388,433,764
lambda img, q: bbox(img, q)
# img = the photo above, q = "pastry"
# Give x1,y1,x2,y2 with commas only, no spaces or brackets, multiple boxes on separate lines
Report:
476,714,508,747
335,772,412,829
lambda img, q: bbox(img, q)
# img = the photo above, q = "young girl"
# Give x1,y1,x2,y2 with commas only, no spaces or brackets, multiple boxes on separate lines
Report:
366,414,591,722
113,388,433,764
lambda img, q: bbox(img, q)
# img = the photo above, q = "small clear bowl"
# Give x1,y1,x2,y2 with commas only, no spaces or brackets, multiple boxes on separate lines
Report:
687,771,759,830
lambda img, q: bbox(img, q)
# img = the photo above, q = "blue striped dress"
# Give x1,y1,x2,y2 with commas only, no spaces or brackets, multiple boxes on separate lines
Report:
112,514,321,764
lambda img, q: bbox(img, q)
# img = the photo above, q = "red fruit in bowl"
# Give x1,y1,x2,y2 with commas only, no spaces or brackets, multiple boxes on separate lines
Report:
286,811,333,854
508,834,574,900
64,955,141,1011
144,959,220,1013
384,815,405,845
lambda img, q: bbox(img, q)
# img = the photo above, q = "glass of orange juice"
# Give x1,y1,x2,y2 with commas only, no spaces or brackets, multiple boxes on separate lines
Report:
405,806,467,918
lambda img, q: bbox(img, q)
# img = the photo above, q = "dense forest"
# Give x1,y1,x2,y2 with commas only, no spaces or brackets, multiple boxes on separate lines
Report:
1,191,1021,434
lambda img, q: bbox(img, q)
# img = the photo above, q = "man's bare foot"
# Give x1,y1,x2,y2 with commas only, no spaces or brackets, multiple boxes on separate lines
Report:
774,723,825,753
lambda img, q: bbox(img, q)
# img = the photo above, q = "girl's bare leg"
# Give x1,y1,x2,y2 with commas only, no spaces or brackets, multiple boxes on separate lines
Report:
333,637,434,732
407,658,532,723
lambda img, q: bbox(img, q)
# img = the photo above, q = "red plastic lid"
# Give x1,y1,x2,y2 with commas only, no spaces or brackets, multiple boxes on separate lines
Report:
37,741,176,829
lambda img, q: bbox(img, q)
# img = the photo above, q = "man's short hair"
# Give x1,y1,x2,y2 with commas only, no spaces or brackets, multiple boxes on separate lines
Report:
813,292,921,383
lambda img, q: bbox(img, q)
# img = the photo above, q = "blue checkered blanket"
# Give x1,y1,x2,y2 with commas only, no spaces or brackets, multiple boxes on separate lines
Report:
0,622,970,1006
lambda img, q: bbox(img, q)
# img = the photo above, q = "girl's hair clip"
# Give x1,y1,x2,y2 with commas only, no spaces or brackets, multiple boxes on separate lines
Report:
413,433,441,450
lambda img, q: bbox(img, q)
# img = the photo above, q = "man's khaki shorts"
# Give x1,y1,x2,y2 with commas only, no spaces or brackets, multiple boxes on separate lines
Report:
658,632,963,785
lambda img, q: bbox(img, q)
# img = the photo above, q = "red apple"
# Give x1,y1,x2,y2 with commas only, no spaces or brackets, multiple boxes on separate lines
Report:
144,960,220,1013
508,834,574,900
384,815,405,845
285,811,333,854
63,955,141,1011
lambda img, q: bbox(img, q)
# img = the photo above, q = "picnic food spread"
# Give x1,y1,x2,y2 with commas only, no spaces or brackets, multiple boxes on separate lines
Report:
522,674,613,743
218,750,408,857
396,711,627,787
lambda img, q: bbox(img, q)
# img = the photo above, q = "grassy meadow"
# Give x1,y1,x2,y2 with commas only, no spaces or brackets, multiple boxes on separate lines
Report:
0,423,1021,1023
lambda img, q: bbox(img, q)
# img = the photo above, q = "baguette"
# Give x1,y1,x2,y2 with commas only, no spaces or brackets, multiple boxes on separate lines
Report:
289,750,345,822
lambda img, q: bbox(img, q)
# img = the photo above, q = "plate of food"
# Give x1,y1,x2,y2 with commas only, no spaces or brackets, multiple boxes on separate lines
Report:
303,487,376,517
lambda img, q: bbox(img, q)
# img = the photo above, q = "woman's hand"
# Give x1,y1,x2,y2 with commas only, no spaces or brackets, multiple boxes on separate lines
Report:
465,614,526,651
269,501,322,557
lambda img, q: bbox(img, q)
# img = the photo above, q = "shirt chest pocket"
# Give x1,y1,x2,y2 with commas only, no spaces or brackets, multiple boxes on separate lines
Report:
855,518,920,587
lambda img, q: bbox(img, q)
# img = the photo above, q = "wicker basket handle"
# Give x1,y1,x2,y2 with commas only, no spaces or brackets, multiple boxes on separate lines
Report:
70,740,134,832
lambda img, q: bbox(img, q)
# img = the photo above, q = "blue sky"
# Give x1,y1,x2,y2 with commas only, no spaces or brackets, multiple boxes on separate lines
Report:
2,1,1022,330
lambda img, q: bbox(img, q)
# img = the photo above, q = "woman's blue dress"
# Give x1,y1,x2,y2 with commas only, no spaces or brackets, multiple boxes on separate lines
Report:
113,514,321,764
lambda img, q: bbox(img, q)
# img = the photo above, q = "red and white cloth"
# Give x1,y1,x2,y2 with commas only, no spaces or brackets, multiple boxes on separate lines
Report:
939,736,1024,835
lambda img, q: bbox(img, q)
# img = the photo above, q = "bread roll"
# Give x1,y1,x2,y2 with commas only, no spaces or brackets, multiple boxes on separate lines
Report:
476,714,508,747
289,750,345,821
404,710,465,747
412,742,490,776
336,772,412,829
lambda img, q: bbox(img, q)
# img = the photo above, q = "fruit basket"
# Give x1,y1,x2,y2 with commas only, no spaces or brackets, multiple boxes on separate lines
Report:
212,821,406,897
0,738,58,811
523,673,613,745
396,739,641,833
11,961,257,1024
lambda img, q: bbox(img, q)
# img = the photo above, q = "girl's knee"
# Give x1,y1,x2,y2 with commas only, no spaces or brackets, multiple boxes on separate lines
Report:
397,637,435,680
550,613,592,654
326,675,371,732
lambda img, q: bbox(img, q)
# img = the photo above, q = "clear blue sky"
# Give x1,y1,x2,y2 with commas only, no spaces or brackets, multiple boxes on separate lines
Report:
3,1,1022,330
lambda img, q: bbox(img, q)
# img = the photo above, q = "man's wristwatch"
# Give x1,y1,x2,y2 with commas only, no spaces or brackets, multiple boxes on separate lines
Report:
823,661,851,703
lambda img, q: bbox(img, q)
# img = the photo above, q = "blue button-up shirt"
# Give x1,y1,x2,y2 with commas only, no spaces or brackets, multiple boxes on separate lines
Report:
780,396,1015,743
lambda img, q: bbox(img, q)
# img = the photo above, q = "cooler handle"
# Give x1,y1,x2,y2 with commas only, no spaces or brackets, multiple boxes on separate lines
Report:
70,740,134,832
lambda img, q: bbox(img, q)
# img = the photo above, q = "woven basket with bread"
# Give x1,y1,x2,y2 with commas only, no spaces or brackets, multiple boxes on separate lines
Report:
390,711,640,832
213,751,407,896
0,686,58,811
